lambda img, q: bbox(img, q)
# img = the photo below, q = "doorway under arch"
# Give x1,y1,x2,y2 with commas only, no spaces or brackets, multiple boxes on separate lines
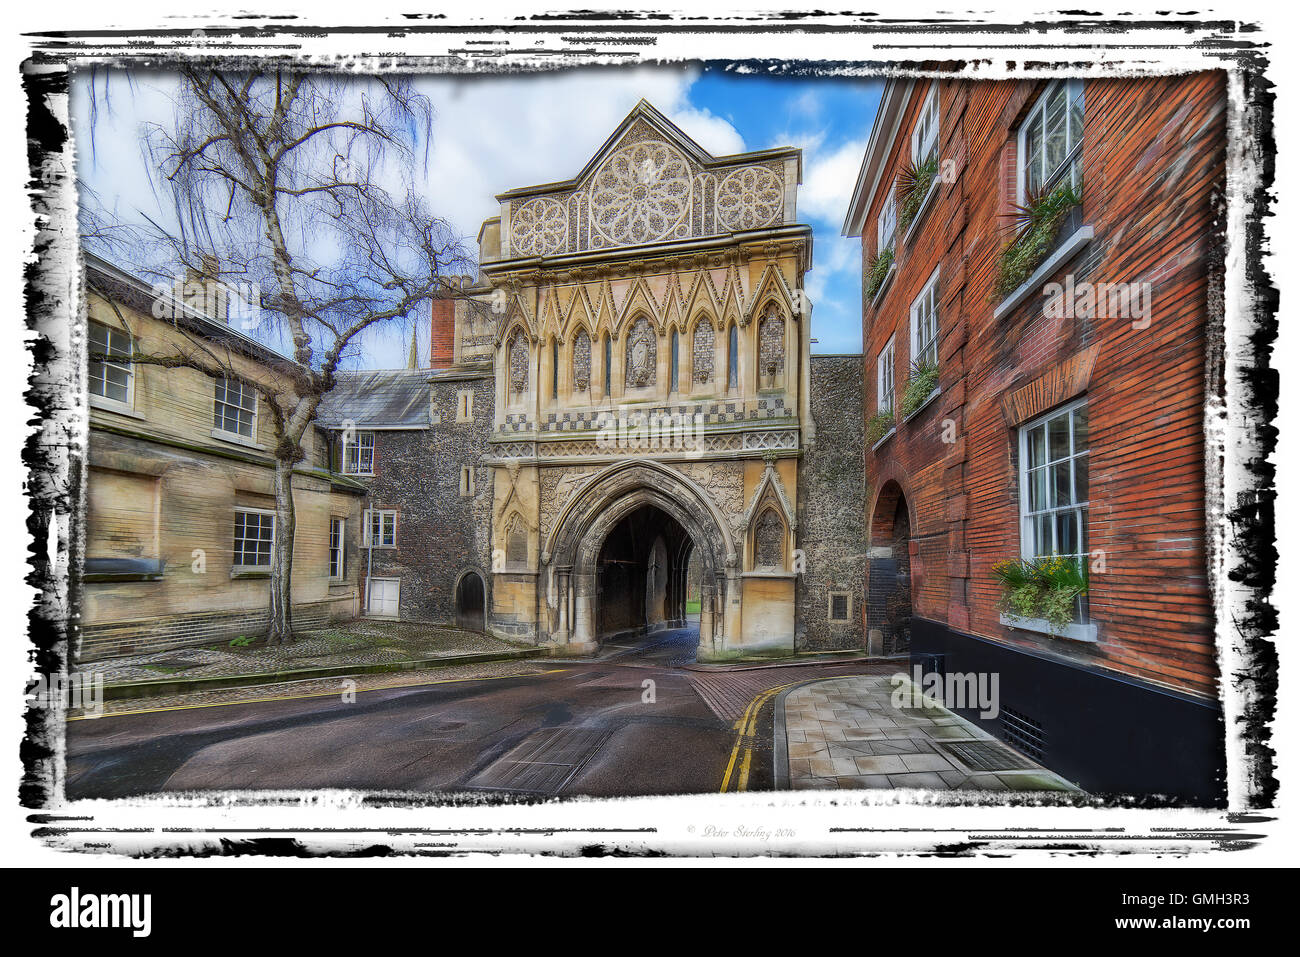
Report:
455,570,486,632
543,460,736,658
869,481,913,656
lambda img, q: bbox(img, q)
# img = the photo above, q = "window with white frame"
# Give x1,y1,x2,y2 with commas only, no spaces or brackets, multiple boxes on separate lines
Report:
911,268,941,369
233,508,274,569
876,337,895,415
342,430,375,475
329,517,345,580
214,377,257,438
1019,79,1085,199
363,508,397,548
1019,400,1089,617
88,320,134,406
911,84,940,164
876,179,898,253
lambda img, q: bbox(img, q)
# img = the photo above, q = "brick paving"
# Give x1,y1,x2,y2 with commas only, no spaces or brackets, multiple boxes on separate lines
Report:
781,675,1079,792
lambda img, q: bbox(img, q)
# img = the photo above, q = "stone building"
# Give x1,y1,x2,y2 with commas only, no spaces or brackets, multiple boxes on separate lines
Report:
313,101,866,661
843,75,1225,800
474,100,858,660
78,252,365,660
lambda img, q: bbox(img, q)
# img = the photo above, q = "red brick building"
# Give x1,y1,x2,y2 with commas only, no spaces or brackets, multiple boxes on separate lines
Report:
843,74,1226,802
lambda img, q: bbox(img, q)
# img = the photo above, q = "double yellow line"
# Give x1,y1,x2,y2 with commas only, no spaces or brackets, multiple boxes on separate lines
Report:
719,680,801,792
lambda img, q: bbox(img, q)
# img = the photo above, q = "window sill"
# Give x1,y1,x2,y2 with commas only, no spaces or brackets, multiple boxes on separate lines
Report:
341,471,375,478
999,613,1098,643
868,262,897,310
901,176,941,245
870,427,897,452
230,568,272,580
902,387,941,424
992,225,1094,321
742,569,797,579
211,429,266,452
363,544,396,550
89,395,145,420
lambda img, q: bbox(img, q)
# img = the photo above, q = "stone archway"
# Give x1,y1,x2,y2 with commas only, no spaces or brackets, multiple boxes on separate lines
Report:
543,460,737,658
868,480,913,656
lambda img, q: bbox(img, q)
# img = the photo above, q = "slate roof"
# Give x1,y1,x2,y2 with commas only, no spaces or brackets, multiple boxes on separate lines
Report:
315,368,432,430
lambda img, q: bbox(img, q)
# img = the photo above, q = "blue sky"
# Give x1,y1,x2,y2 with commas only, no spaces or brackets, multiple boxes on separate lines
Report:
73,66,882,366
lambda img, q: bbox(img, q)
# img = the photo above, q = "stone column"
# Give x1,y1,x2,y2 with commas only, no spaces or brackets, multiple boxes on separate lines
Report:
697,575,716,657
569,568,599,655
554,566,571,644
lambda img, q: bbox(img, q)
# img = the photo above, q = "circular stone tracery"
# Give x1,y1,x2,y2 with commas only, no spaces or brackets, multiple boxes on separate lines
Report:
511,197,568,256
590,142,692,246
716,166,784,232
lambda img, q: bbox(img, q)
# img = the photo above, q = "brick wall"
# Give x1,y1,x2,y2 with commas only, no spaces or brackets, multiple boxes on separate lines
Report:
859,74,1225,697
796,355,867,650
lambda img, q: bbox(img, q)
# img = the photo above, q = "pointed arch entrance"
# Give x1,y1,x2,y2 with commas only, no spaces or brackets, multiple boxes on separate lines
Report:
543,460,738,658
869,480,913,656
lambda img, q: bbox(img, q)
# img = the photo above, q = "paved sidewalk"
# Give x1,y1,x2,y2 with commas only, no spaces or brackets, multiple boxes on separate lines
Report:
779,675,1079,792
80,621,532,685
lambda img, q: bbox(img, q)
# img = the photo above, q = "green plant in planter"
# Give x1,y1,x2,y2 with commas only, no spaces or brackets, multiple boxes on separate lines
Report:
900,359,940,417
993,182,1083,299
866,408,895,446
864,246,894,302
993,555,1088,633
897,155,940,231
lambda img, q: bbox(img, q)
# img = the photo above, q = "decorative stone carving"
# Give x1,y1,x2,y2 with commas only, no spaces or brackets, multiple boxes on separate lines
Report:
625,316,657,388
755,508,785,568
508,333,529,396
590,141,692,246
511,196,568,257
692,320,715,383
572,329,591,392
717,165,784,232
759,313,785,381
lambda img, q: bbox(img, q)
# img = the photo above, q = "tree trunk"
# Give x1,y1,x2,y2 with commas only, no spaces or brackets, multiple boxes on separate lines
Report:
267,457,297,644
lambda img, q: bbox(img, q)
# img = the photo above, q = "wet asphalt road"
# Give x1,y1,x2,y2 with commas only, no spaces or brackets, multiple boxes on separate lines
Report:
65,628,771,800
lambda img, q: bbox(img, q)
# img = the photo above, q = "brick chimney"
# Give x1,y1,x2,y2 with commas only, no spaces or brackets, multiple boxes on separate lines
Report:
429,278,456,369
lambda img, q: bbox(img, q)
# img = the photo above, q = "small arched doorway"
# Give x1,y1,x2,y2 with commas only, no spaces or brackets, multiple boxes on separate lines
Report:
869,481,913,656
455,571,486,632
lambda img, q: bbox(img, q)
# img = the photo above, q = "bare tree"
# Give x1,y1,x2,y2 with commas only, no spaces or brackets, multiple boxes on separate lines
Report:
82,67,472,643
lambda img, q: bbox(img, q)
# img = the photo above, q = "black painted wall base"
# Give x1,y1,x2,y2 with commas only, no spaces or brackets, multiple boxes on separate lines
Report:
909,617,1226,805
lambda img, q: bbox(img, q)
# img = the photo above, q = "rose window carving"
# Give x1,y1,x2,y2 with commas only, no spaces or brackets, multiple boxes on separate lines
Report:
625,317,657,388
716,166,784,232
511,197,568,257
590,141,692,246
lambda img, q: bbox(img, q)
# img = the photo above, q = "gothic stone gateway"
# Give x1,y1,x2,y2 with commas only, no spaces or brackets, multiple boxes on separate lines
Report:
474,101,852,660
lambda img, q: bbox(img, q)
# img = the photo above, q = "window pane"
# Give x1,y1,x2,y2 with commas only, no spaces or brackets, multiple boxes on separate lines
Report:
1068,82,1085,150
1025,116,1043,193
1052,461,1072,508
1074,454,1089,503
1035,514,1053,557
1048,414,1071,461
1045,86,1068,176
1028,466,1047,512
1056,510,1078,556
1027,426,1046,469
1072,405,1089,450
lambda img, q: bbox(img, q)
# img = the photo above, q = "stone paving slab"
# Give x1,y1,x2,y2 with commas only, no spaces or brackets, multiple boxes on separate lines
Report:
779,675,1079,793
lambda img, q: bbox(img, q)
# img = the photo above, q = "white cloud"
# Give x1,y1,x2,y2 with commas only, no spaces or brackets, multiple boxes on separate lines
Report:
798,135,867,227
414,68,745,244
